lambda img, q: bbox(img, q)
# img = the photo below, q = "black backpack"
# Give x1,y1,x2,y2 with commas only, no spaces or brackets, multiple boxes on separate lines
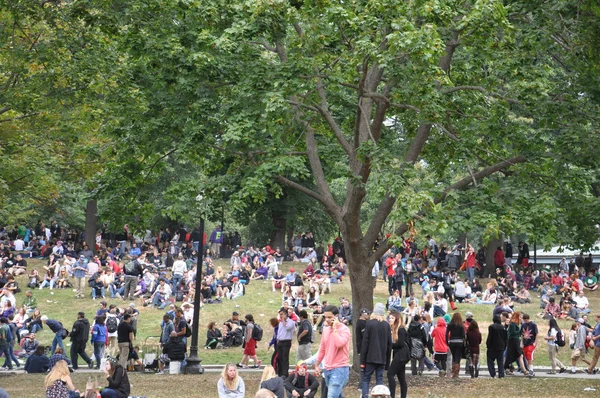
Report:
556,329,565,347
252,324,263,341
106,317,118,333
185,322,192,338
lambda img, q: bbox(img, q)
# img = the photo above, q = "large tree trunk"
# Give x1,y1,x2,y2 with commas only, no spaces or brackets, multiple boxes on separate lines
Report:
346,246,374,371
85,199,97,254
270,212,286,252
485,236,503,277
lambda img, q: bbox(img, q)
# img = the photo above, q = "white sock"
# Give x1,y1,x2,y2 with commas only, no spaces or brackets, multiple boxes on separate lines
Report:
572,366,576,372
529,365,534,372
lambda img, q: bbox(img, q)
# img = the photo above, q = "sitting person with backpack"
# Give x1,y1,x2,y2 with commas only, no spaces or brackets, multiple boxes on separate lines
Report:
237,314,262,369
156,332,187,375
284,363,319,398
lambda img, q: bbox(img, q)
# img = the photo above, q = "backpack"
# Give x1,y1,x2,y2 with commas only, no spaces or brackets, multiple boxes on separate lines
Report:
410,337,424,359
175,291,184,302
124,261,136,274
3,324,13,343
252,324,263,341
106,317,118,333
555,329,565,347
184,322,192,338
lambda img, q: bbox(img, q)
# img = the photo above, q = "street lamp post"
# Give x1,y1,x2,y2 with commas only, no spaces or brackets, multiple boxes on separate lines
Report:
184,202,205,374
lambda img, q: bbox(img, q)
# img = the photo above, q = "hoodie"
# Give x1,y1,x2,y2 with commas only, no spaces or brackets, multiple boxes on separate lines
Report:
430,318,448,354
70,318,90,343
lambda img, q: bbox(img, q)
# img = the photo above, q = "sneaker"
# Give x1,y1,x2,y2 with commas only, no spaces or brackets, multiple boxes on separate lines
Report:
236,363,243,368
546,371,556,375
559,368,567,374
528,370,535,378
115,293,121,299
594,368,600,375
570,370,577,374
156,370,164,375
88,361,94,369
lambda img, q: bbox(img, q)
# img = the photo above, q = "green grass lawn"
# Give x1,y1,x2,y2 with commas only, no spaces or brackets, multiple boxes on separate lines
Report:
3,258,600,397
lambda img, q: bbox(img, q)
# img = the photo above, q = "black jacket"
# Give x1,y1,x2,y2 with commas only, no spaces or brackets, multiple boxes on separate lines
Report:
284,372,319,396
163,337,186,361
355,318,367,354
106,364,130,398
70,318,90,343
407,321,428,346
261,376,285,398
486,321,508,352
360,318,392,368
391,327,411,363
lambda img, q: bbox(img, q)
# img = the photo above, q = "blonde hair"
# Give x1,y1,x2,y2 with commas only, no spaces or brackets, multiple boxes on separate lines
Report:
255,389,277,398
45,360,70,388
221,363,239,391
370,313,386,322
260,365,277,383
389,312,405,343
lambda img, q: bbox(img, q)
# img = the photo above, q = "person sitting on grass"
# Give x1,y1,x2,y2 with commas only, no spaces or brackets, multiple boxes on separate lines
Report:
259,365,285,398
44,360,80,398
101,356,130,398
218,363,245,398
24,344,50,373
284,363,319,398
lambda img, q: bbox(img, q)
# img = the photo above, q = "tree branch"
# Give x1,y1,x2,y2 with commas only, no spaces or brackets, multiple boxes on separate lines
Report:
370,155,527,261
274,175,325,204
442,85,521,104
0,112,40,123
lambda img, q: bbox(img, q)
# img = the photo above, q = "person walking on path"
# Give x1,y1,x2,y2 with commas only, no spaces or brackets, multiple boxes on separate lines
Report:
276,307,296,377
314,305,351,398
70,311,93,369
544,318,566,374
296,310,313,363
585,313,600,374
238,314,262,369
486,315,507,378
446,312,465,378
521,313,538,376
117,314,134,369
571,317,592,373
91,315,108,370
360,303,392,398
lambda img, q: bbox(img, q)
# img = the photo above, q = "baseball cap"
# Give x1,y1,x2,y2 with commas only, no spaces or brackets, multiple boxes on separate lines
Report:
232,311,239,316
465,312,473,319
360,308,371,315
576,318,584,323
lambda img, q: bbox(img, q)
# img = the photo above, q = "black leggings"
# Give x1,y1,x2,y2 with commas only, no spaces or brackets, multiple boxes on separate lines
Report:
387,358,407,398
449,342,464,364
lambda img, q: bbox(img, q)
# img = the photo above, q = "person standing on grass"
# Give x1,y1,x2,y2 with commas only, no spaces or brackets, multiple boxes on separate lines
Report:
0,317,14,370
117,314,134,369
276,307,296,377
521,313,538,376
70,311,93,370
360,303,392,398
72,255,88,299
314,305,351,398
571,317,592,373
585,313,600,374
238,314,263,369
41,315,67,355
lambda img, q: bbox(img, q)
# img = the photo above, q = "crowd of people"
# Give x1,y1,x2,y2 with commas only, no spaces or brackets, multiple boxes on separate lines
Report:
2,221,600,398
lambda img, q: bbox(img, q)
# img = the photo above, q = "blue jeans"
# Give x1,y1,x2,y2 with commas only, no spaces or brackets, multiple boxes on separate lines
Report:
92,287,105,299
109,285,124,298
0,345,13,369
52,332,65,355
324,367,349,398
172,274,183,293
361,363,384,398
466,267,474,282
93,342,105,368
101,388,119,398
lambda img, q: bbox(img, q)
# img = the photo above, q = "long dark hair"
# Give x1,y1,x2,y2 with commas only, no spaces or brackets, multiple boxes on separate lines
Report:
467,320,479,333
548,318,559,332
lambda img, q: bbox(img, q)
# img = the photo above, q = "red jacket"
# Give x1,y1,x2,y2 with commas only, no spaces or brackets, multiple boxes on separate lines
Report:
494,249,505,267
431,318,449,353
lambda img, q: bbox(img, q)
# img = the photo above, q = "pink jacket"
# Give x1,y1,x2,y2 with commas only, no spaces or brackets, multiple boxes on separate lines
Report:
317,322,351,370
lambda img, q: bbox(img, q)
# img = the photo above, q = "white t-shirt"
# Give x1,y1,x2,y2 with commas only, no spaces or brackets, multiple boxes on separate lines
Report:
573,295,589,309
14,239,24,251
547,327,558,346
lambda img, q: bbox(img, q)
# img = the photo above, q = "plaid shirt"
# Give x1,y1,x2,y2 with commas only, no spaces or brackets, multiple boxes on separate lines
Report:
49,353,70,369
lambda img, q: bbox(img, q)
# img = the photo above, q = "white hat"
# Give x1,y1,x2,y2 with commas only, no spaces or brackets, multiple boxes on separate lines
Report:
371,384,391,396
